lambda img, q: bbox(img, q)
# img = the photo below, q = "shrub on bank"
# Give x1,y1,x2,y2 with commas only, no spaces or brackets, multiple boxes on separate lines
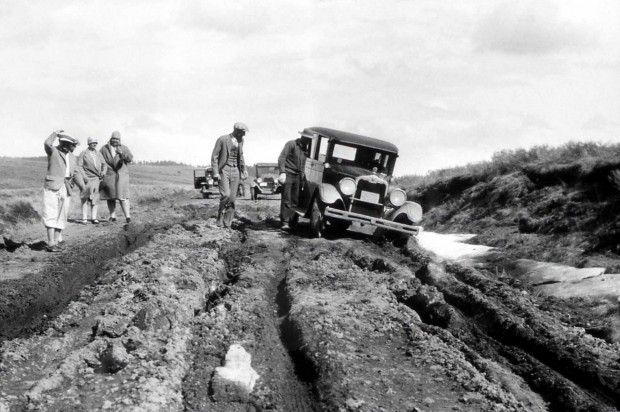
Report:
397,141,620,260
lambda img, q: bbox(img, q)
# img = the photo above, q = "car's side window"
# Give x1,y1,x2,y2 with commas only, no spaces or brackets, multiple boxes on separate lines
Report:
317,136,328,162
310,137,319,160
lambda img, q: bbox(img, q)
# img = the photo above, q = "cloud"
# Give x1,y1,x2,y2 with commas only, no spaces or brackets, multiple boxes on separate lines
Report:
473,1,596,55
581,114,619,131
175,0,271,38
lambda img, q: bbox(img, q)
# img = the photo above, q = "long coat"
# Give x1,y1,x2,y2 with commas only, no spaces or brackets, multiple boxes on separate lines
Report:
100,143,133,200
44,132,81,194
77,149,107,202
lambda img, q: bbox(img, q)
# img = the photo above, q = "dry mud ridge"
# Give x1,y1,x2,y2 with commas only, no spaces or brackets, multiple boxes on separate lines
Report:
1,195,620,411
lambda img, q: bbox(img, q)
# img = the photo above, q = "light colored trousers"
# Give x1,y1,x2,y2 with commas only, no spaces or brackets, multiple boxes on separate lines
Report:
42,185,70,229
218,165,240,218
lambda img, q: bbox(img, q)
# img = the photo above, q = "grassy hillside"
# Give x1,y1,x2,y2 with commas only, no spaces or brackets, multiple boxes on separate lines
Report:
0,157,197,191
0,157,198,235
397,142,620,270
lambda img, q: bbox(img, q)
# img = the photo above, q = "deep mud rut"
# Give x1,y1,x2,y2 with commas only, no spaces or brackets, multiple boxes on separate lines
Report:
1,193,619,411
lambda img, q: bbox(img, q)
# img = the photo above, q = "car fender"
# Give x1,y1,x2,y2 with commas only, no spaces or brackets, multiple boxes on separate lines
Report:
387,201,423,223
318,183,342,205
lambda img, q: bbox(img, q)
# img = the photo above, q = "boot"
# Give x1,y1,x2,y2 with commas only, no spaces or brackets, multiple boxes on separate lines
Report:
223,208,234,228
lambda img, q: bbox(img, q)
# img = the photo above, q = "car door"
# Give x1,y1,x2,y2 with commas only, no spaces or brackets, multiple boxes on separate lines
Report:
299,134,327,212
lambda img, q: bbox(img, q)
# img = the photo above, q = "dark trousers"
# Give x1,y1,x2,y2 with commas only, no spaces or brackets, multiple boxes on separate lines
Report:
281,172,302,224
218,165,240,221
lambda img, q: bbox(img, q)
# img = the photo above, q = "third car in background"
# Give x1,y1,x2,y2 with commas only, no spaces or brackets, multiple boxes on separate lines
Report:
251,163,282,200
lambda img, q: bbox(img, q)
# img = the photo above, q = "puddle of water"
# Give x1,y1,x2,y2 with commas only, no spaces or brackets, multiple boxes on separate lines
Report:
417,232,493,261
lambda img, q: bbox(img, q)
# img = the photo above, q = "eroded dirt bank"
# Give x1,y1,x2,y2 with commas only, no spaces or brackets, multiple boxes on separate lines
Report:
1,194,619,411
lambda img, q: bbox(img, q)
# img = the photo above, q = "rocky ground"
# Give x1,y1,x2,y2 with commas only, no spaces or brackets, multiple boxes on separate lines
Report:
1,189,619,411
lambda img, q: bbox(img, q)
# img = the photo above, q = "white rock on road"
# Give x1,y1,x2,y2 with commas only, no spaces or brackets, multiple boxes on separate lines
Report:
211,344,260,402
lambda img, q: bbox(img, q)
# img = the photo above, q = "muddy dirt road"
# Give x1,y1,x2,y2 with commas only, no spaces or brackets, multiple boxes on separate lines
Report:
1,191,619,411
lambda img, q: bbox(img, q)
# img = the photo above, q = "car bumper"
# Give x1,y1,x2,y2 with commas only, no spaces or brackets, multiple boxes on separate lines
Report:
325,207,421,236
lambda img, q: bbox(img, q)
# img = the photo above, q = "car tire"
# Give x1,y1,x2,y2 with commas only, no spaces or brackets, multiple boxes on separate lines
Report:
392,233,410,248
289,213,299,229
309,198,324,238
327,218,350,234
202,192,209,199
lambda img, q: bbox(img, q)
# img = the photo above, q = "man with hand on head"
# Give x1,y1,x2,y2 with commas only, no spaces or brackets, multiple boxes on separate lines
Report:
277,132,311,230
100,131,133,223
42,130,83,252
211,122,249,227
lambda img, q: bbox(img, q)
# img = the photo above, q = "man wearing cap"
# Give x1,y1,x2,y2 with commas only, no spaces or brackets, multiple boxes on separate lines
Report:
77,137,107,224
43,130,83,251
277,133,311,230
211,122,249,227
100,131,134,223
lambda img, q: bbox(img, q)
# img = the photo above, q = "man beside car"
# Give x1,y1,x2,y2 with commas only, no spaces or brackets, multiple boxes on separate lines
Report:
211,122,249,227
277,134,311,230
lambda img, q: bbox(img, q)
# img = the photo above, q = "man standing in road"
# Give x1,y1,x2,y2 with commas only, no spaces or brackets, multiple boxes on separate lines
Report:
42,130,83,252
211,122,249,227
277,133,311,230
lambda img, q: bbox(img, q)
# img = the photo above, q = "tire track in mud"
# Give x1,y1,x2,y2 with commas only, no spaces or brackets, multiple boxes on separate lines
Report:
278,237,544,411
0,219,230,411
0,218,185,343
182,223,318,412
347,244,620,411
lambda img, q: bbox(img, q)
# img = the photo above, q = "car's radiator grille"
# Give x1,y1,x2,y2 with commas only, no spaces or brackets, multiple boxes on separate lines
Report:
262,178,275,189
349,178,387,218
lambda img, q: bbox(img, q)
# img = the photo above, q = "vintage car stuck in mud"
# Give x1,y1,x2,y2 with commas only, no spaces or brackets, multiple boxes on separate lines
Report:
193,167,218,199
251,163,282,200
291,127,423,242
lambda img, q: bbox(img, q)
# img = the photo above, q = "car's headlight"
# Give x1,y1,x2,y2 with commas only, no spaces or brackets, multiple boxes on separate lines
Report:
207,179,213,184
389,188,407,207
256,177,263,183
339,178,356,196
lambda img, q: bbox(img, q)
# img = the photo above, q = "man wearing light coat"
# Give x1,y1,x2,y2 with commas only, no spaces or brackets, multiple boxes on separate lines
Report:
43,130,83,251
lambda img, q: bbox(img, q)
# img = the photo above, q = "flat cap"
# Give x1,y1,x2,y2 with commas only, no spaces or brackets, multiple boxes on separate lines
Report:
233,122,249,132
58,133,79,145
87,137,98,144
111,131,121,139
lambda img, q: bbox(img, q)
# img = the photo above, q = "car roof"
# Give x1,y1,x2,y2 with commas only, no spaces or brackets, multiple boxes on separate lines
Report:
255,163,278,167
300,127,398,154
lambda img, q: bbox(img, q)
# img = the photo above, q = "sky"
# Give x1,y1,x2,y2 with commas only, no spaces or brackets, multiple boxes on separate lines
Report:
1,0,619,176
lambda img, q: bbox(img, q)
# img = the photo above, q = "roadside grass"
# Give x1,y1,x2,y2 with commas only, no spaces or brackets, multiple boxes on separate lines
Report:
0,158,198,236
396,141,620,270
397,141,620,192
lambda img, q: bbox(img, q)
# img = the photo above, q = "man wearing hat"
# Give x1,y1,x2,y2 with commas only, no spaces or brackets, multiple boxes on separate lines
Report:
43,130,83,251
100,131,134,223
210,122,249,227
77,137,107,224
277,132,311,230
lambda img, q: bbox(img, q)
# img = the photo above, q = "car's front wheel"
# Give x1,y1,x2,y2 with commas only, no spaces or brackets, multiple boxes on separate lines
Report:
309,199,324,238
327,217,350,234
289,213,299,229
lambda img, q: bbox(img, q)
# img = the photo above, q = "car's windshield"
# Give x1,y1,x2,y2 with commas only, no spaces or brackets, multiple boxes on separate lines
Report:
256,165,279,176
330,143,394,174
